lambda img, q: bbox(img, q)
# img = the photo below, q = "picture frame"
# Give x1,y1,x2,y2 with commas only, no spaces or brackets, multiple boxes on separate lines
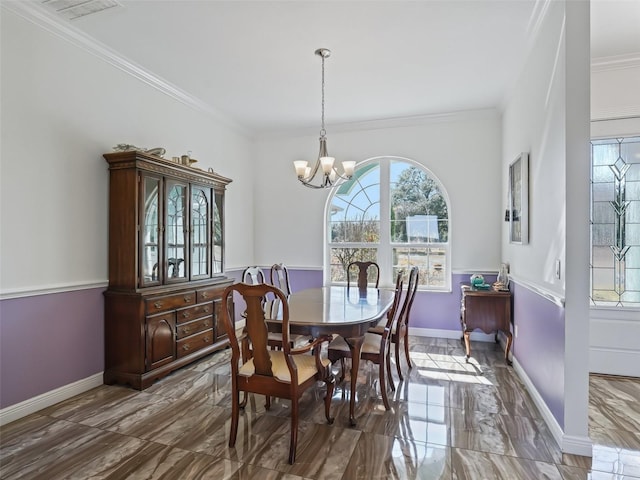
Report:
508,152,529,244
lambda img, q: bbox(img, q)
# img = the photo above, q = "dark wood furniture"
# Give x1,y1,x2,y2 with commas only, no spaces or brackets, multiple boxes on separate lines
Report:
221,283,335,464
390,266,419,380
264,286,395,426
103,151,233,390
270,263,292,295
266,263,307,349
460,284,513,365
242,266,265,285
329,273,403,410
347,261,380,289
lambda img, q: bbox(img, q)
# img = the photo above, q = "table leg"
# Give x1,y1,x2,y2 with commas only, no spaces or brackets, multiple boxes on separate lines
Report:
344,335,365,427
504,330,513,366
463,330,471,362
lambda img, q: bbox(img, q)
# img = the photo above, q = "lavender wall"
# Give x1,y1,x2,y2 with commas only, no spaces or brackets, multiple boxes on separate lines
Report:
0,288,105,409
512,282,565,428
1,268,561,424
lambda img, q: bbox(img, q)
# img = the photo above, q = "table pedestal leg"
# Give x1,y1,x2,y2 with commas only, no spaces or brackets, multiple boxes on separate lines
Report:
504,330,513,366
344,335,365,427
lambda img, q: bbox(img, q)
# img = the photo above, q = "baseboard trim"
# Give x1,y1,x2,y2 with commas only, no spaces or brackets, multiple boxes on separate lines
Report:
409,327,496,343
0,373,103,426
562,434,594,457
589,346,640,377
513,358,592,457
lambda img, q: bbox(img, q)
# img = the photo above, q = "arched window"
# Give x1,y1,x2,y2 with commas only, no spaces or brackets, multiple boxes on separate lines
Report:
326,157,450,289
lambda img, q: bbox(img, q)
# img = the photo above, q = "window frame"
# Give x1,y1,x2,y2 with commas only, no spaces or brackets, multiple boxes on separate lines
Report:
589,135,640,309
324,156,451,291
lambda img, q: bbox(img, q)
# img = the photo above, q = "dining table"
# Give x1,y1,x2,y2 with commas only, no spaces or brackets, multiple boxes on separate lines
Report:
264,285,396,426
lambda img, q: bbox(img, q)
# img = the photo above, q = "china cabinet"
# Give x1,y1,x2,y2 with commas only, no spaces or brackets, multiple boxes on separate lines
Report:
103,151,233,389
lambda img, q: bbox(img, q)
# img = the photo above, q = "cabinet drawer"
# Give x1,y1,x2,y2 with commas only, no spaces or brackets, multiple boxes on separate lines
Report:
197,285,227,303
146,291,196,314
176,329,214,358
176,303,214,324
176,316,213,339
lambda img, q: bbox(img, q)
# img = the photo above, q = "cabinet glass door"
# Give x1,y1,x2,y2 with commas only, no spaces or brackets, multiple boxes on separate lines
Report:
191,186,210,279
166,181,188,281
213,192,223,274
141,176,160,286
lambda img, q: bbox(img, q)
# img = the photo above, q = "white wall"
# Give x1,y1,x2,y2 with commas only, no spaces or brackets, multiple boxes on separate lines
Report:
501,0,591,455
0,8,255,294
252,110,503,275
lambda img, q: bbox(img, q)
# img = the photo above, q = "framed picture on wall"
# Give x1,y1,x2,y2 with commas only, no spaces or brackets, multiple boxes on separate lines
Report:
508,152,529,244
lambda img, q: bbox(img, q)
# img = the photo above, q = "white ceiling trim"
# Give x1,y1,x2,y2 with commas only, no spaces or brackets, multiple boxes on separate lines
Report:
2,1,248,136
591,53,640,72
255,108,501,140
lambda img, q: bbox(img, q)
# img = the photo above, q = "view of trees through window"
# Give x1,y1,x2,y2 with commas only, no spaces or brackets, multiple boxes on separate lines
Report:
327,159,449,288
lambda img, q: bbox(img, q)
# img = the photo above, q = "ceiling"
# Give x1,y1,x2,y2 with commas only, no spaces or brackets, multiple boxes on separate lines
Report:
32,0,640,135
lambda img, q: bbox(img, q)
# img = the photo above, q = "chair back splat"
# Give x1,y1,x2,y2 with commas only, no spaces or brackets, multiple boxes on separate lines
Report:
270,263,292,295
347,261,380,289
242,266,265,285
220,282,335,464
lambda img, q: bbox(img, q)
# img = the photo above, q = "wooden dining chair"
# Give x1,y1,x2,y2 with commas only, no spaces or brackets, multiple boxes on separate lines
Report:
327,272,404,410
242,266,265,285
270,263,292,295
390,266,419,381
220,283,335,464
347,261,380,289
267,263,308,349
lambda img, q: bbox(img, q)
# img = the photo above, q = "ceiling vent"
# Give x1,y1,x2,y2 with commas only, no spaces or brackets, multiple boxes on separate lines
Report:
41,0,122,20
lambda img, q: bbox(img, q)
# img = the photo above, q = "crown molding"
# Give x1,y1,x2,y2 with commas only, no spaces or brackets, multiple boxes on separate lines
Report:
1,1,249,136
591,106,640,123
591,53,640,72
254,108,501,140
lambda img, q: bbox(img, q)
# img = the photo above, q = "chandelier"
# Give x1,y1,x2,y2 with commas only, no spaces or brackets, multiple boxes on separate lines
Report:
293,48,355,189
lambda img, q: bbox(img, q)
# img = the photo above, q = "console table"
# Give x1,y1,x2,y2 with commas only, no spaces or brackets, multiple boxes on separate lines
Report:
460,284,513,365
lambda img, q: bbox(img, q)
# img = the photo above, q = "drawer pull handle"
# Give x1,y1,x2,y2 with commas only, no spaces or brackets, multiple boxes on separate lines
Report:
204,307,210,313
183,344,191,351
182,312,190,318
202,292,209,299
184,295,192,303
154,301,163,309
182,327,190,335
204,336,210,343
204,320,210,327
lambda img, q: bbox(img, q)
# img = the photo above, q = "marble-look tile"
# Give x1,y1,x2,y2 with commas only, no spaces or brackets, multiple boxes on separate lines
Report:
239,421,360,479
449,407,554,462
38,384,140,419
2,337,638,479
590,375,640,405
590,398,640,434
391,374,451,406
231,463,312,479
558,464,640,479
449,380,538,418
341,431,451,479
358,401,450,446
451,447,563,480
1,418,156,479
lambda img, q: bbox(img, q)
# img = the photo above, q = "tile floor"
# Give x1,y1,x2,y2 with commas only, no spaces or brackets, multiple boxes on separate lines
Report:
1,336,639,479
